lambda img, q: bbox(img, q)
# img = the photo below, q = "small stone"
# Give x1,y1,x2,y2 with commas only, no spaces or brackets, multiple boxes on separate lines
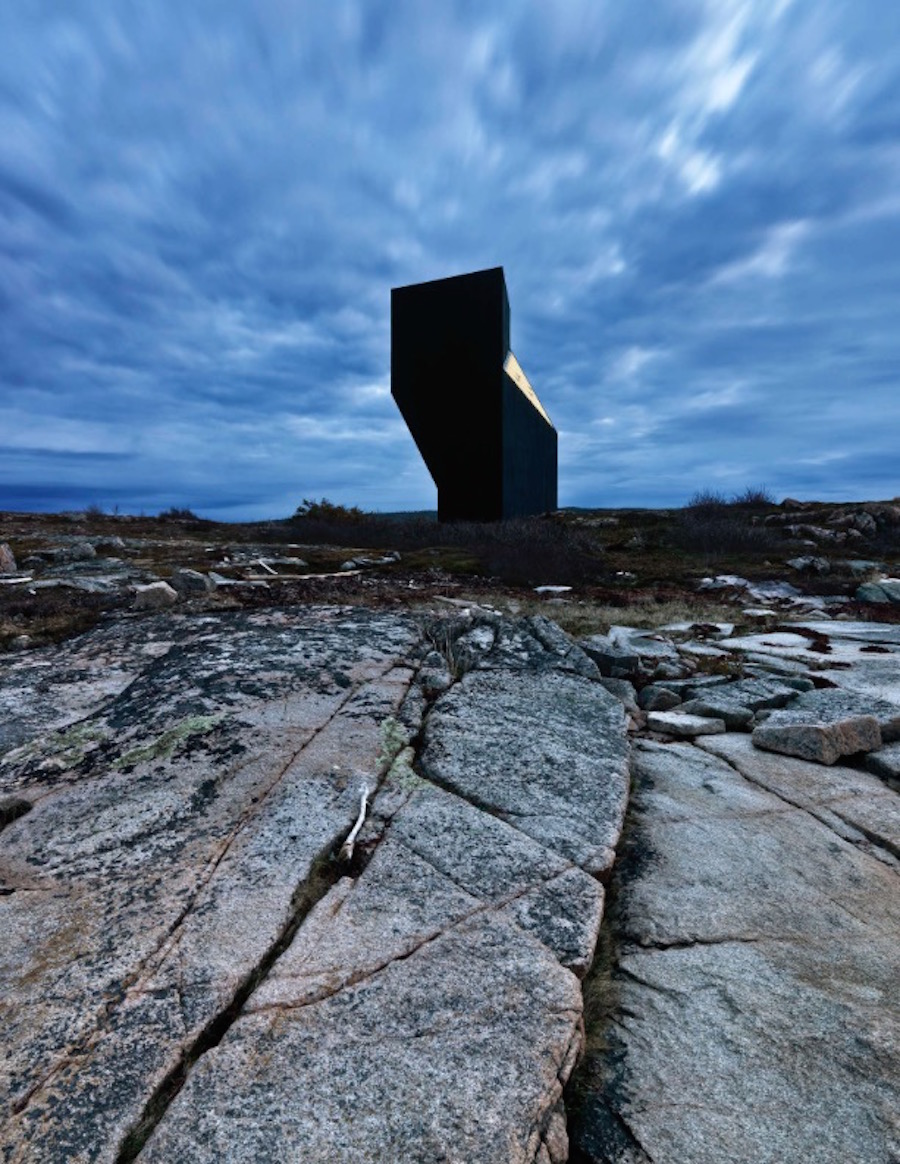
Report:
850,511,877,536
170,568,215,595
848,560,885,577
646,711,726,737
865,742,900,790
67,578,120,594
680,698,754,730
752,705,881,766
856,579,900,604
638,685,682,712
776,690,900,743
527,616,600,679
653,675,731,696
64,541,97,562
690,677,799,719
699,574,750,591
747,579,802,601
778,676,816,692
578,635,639,678
418,655,452,700
796,524,838,544
0,543,17,572
787,556,831,574
653,660,692,680
133,581,179,610
266,556,308,568
596,677,639,714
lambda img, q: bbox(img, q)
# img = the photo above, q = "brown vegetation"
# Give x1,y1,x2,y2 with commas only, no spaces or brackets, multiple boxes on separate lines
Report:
2,493,899,652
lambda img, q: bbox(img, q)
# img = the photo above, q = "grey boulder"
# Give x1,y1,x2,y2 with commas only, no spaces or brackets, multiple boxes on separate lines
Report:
133,580,179,609
751,688,900,764
856,578,900,604
169,567,215,594
637,684,681,712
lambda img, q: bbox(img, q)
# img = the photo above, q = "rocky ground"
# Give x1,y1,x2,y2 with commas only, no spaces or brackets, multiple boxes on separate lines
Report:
568,618,900,1164
1,604,628,1164
1,496,899,654
1,504,899,1162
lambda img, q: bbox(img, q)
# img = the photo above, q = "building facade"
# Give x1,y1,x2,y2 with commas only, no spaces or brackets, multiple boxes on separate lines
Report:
391,267,557,521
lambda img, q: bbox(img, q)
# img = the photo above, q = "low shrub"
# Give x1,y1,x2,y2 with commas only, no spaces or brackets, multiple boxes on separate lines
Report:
686,485,775,513
730,485,775,508
286,505,604,586
668,513,781,556
685,489,729,517
460,517,601,586
677,485,780,555
293,498,365,523
157,507,202,522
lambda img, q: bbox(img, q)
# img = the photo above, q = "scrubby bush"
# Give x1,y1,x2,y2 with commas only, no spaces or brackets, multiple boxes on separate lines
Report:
673,486,780,554
286,503,603,586
157,507,202,522
453,517,601,586
685,489,729,516
730,485,775,507
685,485,775,513
293,498,365,523
668,514,779,555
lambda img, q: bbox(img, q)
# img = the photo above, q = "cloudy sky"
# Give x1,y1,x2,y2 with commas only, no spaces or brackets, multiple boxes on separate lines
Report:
1,1,898,519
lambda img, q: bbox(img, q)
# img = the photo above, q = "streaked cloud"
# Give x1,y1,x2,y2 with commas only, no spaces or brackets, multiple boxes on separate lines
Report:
0,0,897,517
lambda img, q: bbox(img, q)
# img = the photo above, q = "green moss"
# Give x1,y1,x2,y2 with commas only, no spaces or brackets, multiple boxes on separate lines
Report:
115,713,224,770
386,745,430,791
376,718,430,791
2,720,109,770
377,715,411,774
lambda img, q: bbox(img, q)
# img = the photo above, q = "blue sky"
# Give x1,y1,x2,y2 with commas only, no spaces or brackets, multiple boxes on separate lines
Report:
1,1,898,519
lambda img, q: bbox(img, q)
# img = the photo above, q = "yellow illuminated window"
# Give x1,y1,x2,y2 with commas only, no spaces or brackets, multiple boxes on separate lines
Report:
503,351,553,427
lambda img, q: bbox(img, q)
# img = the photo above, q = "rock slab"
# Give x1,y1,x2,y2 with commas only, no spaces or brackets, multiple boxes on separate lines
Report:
751,688,890,764
1,608,628,1163
571,737,900,1163
646,710,726,737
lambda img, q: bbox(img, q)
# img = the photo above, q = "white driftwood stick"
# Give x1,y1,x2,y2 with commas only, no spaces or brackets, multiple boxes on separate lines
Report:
256,558,278,575
339,784,370,862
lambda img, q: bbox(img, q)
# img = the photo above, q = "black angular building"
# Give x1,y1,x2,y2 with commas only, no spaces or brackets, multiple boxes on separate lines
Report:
391,267,557,522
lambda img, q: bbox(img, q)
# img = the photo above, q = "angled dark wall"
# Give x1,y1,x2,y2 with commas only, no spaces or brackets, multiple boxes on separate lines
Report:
391,267,557,522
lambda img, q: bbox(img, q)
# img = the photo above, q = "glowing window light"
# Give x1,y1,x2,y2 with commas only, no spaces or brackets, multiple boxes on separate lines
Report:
503,351,553,428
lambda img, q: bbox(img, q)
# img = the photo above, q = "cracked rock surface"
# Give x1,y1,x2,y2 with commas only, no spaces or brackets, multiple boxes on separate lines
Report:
571,618,900,1164
1,605,628,1163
